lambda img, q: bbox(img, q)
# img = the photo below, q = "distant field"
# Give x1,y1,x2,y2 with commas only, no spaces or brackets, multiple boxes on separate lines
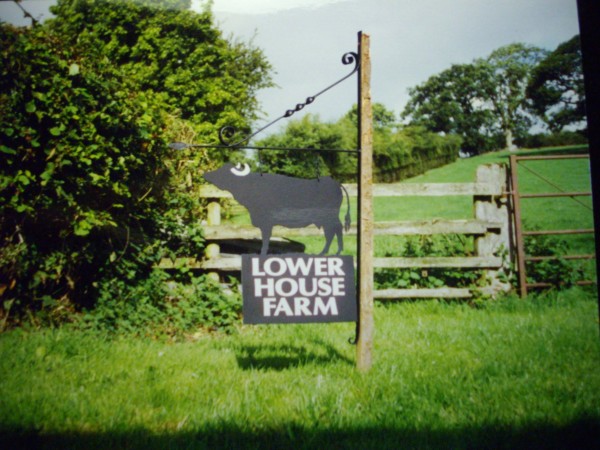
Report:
270,145,595,261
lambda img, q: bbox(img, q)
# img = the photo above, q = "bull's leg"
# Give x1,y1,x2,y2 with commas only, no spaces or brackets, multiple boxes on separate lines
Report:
259,226,272,255
319,223,342,255
335,222,344,255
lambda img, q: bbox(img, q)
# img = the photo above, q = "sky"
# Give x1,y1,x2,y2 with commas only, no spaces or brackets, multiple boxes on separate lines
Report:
1,0,582,135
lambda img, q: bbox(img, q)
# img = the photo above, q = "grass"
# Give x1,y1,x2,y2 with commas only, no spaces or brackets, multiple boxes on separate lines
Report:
288,145,595,261
1,289,599,449
1,145,597,448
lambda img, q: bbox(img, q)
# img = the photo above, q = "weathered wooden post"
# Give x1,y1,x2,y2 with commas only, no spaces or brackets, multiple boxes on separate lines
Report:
357,31,374,372
473,164,512,295
205,200,221,281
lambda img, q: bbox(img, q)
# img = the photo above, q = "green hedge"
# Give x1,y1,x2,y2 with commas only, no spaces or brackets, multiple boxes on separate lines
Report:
372,127,461,183
255,115,461,183
329,126,461,182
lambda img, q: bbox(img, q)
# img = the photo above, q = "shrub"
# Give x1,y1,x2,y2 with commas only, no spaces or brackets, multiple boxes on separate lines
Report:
82,270,242,337
0,24,173,322
255,114,461,183
517,131,588,148
523,233,587,289
374,235,486,290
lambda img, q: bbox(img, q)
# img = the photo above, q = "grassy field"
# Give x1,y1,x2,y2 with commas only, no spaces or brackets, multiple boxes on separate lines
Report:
1,145,598,449
292,145,595,264
1,289,599,449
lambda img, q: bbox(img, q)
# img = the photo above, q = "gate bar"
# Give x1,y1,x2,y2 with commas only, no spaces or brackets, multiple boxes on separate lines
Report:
523,229,595,236
509,154,528,296
519,192,592,198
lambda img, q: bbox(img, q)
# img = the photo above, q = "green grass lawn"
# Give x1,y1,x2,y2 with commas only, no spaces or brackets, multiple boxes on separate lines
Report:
2,145,598,449
1,290,599,449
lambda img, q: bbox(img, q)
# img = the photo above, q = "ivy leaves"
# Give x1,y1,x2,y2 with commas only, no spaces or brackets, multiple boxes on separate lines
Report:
0,23,168,312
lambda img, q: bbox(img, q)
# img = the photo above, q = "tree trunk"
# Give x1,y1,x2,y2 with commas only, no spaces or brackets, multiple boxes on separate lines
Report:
505,128,517,151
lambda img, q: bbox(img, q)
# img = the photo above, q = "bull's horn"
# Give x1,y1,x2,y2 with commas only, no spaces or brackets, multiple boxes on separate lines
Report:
230,163,250,176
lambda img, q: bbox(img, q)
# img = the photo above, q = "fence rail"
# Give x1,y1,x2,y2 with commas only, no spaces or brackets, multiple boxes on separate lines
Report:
160,164,511,300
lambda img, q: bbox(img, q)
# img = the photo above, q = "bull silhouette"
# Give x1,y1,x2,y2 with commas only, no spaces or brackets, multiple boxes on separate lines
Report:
204,163,351,255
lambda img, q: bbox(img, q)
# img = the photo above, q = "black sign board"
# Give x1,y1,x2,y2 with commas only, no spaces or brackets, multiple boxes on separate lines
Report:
242,254,357,324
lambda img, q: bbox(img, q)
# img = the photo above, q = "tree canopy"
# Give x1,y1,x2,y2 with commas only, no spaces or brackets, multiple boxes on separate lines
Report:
47,0,272,140
0,0,272,324
402,43,549,153
526,35,586,133
255,104,461,182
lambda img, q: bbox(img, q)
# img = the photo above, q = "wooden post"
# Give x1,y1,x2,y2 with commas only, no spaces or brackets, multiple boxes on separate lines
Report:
357,31,374,372
473,164,511,295
205,201,221,282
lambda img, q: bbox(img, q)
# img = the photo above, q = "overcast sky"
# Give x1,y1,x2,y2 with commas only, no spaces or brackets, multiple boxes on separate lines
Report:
1,0,582,135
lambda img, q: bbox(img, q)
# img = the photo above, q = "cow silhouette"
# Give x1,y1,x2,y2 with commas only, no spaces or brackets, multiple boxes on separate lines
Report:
204,163,351,255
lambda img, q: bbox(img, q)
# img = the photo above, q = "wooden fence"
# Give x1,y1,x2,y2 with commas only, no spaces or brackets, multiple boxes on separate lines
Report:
159,164,512,299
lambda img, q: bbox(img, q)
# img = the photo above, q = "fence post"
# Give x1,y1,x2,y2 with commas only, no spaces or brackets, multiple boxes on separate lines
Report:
474,164,511,294
357,31,374,372
205,201,221,281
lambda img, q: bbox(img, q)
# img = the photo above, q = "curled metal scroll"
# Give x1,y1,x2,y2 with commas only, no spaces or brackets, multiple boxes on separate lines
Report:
170,51,359,151
219,51,359,147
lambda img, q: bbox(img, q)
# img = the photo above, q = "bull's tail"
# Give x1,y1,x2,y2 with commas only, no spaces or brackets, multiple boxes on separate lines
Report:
341,184,351,232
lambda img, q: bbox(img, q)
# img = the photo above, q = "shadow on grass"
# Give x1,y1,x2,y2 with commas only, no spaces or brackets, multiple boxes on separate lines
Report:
235,339,354,371
2,417,599,450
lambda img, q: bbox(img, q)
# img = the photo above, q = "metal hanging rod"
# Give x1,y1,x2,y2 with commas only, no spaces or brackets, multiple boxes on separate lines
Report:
169,51,360,152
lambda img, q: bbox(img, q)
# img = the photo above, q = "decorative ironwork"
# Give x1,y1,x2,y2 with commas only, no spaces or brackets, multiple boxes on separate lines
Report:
169,51,359,151
169,40,364,346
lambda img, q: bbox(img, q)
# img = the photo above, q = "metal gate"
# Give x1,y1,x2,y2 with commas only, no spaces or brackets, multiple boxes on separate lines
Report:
509,153,596,296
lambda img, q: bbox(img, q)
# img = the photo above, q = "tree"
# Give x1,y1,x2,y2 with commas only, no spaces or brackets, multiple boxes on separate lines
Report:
254,114,347,179
481,43,547,150
47,0,272,142
526,35,586,133
401,63,497,154
402,43,546,152
0,1,273,325
255,104,461,182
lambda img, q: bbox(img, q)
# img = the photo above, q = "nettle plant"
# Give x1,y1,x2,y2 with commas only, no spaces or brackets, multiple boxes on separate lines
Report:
524,233,587,288
374,235,485,290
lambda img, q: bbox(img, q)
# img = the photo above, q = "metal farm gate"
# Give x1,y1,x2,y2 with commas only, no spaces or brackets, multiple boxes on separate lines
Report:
509,153,596,297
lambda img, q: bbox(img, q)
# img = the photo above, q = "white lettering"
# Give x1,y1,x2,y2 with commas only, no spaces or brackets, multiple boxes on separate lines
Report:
275,278,298,297
264,258,286,276
274,298,294,316
252,258,265,276
314,297,339,316
294,297,312,316
314,258,327,276
263,298,277,316
317,277,332,296
298,278,317,297
328,258,345,276
332,277,345,296
254,278,275,297
285,257,313,276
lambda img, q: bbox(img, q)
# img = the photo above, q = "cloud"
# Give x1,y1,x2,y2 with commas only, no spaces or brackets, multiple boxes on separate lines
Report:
210,0,580,131
204,0,349,15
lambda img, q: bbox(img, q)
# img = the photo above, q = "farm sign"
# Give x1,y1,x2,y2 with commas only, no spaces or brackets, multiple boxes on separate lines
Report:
203,163,357,325
242,254,356,324
171,32,372,369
